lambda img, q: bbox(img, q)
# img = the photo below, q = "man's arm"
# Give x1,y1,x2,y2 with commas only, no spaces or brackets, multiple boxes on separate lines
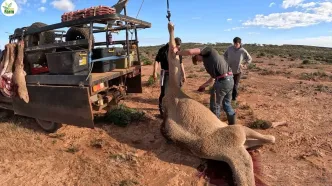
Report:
223,48,228,62
197,77,214,92
153,61,159,80
243,49,252,64
153,48,162,80
177,48,201,56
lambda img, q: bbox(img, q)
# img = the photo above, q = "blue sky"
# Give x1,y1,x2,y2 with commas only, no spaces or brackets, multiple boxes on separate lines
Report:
0,0,331,49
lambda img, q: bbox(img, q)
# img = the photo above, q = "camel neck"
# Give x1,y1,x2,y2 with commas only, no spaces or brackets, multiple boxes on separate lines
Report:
167,55,182,93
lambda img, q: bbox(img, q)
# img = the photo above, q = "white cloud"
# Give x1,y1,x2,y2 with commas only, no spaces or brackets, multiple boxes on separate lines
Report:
38,7,46,12
224,27,247,31
248,32,260,35
277,36,332,48
309,2,332,16
42,0,47,3
299,2,316,8
269,2,276,7
282,0,304,9
15,0,28,14
227,18,232,22
51,0,75,11
243,2,332,29
16,0,28,5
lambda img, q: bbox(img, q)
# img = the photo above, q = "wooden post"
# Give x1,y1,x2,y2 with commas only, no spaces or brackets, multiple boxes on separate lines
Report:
124,6,130,68
134,27,140,64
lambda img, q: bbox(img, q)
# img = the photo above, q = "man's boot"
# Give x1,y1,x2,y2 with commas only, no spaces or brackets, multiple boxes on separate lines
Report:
227,113,236,125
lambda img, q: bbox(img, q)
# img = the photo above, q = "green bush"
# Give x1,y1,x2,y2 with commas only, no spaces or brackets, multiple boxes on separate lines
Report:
249,119,272,129
143,60,153,65
104,104,145,127
147,74,159,86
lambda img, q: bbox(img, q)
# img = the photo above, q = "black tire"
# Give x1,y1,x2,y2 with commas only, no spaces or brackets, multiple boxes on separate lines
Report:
24,22,55,66
35,118,62,133
14,28,23,38
65,27,95,48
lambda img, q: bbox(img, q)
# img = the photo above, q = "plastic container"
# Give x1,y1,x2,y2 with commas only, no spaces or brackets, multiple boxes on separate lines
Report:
92,48,115,59
46,50,89,75
92,61,111,73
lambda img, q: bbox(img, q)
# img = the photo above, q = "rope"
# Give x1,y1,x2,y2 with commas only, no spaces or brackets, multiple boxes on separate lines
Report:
135,0,145,19
130,0,145,41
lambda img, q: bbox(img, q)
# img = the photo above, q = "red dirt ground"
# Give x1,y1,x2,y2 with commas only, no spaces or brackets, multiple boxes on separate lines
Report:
0,56,331,186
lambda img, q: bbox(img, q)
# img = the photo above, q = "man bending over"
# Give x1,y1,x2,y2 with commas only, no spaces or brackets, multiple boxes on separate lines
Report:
176,46,236,125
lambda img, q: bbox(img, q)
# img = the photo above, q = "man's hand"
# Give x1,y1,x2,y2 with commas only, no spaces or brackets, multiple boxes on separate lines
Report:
197,83,208,92
153,72,157,81
197,85,206,92
182,75,186,83
240,63,247,70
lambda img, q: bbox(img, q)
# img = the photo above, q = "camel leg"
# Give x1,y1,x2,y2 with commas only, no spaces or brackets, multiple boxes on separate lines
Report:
160,117,173,143
244,139,266,149
223,147,255,186
0,45,10,75
162,118,198,148
242,126,275,144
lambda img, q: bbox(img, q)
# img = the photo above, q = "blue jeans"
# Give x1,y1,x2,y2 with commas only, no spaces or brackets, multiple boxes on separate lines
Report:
210,76,235,118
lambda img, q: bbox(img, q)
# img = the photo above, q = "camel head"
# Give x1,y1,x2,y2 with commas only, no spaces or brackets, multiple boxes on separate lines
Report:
199,126,256,186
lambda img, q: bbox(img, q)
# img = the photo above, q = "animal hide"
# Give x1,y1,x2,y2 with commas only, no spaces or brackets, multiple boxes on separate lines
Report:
13,41,29,103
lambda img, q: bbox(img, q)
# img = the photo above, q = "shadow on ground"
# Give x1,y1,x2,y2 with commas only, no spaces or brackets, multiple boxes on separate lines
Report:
0,109,49,134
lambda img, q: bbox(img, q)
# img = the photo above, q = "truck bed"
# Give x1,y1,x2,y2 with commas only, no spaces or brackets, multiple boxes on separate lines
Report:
91,65,140,85
25,65,141,86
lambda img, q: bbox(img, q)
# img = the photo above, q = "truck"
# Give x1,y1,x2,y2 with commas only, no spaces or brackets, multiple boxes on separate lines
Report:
0,0,151,132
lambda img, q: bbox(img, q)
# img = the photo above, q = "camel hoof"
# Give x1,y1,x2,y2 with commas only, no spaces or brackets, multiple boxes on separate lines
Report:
267,135,276,143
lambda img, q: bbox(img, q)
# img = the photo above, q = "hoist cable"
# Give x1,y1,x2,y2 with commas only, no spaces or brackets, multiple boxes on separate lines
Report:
166,0,171,22
130,0,145,41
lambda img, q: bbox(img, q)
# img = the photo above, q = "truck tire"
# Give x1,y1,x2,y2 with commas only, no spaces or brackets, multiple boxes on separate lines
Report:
14,28,24,38
24,22,55,67
65,26,94,48
35,118,62,133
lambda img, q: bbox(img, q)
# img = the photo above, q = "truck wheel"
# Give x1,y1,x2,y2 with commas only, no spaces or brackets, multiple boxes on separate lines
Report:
24,22,55,66
65,27,94,48
35,119,61,133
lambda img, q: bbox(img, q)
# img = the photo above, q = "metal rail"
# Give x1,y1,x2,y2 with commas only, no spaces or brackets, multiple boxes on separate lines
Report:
8,14,151,40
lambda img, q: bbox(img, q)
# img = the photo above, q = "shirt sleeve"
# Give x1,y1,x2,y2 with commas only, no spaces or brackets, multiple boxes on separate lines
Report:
200,46,212,56
243,49,252,64
155,48,162,62
223,48,229,62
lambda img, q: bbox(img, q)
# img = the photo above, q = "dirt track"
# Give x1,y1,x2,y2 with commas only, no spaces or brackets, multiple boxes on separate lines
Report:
0,56,331,186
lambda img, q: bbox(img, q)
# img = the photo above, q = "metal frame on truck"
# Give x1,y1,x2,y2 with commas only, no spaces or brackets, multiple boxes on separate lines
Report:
0,1,151,132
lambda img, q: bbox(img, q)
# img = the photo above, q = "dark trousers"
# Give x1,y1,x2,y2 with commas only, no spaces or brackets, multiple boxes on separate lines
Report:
159,73,182,115
210,76,235,118
159,73,169,114
232,72,241,101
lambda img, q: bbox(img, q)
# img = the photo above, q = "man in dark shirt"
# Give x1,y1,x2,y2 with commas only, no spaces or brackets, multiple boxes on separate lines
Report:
153,37,186,117
176,46,236,124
